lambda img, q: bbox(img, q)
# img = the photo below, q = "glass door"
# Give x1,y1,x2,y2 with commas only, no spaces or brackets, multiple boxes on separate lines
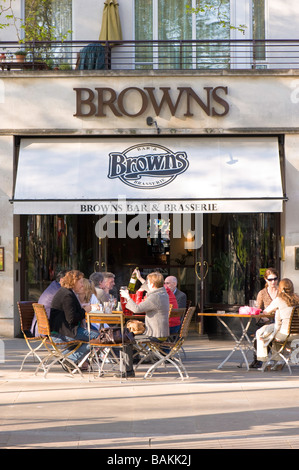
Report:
202,213,280,311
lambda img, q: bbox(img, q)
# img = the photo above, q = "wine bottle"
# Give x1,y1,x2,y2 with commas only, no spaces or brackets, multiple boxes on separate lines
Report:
128,267,139,293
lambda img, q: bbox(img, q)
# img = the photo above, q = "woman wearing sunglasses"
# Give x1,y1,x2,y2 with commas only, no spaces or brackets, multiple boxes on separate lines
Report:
250,268,279,368
256,268,279,310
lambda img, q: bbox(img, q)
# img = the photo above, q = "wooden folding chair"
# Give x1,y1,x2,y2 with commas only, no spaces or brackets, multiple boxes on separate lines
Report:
262,305,299,374
169,308,187,336
86,312,127,378
169,306,191,359
33,303,87,378
17,301,45,371
136,306,196,380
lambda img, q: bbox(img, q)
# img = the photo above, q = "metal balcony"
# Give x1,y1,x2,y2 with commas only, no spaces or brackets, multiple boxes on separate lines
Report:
1,39,299,71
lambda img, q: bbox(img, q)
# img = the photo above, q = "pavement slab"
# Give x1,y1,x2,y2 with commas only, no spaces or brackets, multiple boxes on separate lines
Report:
1,333,299,451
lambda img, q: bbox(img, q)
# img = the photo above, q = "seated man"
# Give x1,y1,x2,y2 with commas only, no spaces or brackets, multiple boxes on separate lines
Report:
30,269,68,336
90,271,115,304
165,275,187,308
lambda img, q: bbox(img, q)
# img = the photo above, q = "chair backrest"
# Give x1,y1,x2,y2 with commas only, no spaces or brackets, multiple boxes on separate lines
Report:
17,301,35,333
33,303,51,336
179,306,196,339
289,306,299,335
86,312,124,332
169,308,186,320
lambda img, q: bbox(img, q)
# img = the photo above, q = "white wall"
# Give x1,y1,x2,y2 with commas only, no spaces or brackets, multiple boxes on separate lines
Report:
1,0,299,44
0,73,298,132
0,136,15,337
282,135,299,292
0,0,133,42
268,0,299,40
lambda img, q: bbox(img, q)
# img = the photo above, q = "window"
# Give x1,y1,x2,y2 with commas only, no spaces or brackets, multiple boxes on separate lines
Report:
135,0,230,69
24,0,72,40
205,213,279,306
24,0,72,65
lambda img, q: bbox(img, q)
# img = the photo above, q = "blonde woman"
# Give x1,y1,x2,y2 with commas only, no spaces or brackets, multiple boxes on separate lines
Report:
78,278,104,331
256,278,299,368
78,278,98,306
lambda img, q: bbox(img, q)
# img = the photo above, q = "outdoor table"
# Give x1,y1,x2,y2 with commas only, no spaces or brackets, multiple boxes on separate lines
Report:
198,312,274,371
85,311,145,331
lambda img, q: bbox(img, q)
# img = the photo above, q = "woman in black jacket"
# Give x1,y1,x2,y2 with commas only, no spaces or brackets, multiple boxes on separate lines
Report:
50,270,99,366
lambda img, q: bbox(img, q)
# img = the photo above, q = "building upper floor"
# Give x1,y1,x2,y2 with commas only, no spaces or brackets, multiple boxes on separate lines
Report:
0,0,299,71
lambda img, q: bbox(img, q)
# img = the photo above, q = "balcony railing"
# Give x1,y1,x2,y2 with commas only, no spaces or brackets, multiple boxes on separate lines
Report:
1,39,299,71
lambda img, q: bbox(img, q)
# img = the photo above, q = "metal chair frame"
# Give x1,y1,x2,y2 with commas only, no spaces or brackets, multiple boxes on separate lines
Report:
17,301,45,371
262,305,299,374
33,303,87,378
135,306,195,380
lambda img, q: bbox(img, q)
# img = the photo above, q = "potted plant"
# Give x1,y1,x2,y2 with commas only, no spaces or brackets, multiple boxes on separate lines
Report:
58,62,72,70
15,49,27,62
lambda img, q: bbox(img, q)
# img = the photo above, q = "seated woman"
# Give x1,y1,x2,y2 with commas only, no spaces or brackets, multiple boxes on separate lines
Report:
250,267,279,368
256,278,299,370
120,272,170,368
77,278,104,331
133,268,178,333
50,270,99,368
121,271,170,341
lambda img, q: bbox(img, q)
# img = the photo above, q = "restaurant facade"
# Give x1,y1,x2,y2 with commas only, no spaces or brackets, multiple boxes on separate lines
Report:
1,0,299,337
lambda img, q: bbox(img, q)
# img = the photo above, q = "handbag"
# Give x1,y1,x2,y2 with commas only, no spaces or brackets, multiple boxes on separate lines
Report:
126,320,145,335
98,326,135,344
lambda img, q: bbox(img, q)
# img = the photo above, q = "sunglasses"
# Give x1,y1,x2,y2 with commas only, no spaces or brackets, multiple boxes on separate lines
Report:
267,277,278,281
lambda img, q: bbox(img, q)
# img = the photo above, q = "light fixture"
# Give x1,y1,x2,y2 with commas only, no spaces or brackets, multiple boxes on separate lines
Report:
146,116,161,134
184,230,194,252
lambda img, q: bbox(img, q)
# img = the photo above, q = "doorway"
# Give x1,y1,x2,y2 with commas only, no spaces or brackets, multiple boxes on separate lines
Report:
202,212,280,311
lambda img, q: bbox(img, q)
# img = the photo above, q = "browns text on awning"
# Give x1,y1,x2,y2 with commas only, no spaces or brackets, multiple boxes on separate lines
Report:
12,136,285,214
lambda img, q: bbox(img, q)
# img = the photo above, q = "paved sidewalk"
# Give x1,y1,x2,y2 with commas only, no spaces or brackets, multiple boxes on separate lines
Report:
1,332,299,449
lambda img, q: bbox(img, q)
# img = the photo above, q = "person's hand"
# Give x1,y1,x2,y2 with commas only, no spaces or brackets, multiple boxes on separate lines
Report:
83,304,92,312
120,288,130,300
134,268,144,283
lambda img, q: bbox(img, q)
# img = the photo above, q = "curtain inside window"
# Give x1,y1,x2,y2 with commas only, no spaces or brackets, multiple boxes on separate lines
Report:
252,0,266,60
196,0,230,69
158,0,192,69
135,0,153,69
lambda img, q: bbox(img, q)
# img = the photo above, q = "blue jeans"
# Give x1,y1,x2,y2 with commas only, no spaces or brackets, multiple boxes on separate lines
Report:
52,326,99,364
169,324,181,335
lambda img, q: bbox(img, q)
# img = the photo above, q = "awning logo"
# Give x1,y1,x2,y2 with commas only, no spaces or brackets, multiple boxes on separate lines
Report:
108,143,189,189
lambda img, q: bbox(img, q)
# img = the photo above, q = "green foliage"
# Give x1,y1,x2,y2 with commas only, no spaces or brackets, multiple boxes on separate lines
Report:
0,0,72,43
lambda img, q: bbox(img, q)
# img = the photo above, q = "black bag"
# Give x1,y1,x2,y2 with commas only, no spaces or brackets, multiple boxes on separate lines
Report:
99,326,135,344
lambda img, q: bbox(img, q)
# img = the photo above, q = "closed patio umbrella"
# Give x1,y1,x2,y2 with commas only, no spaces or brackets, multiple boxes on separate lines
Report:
99,0,123,45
